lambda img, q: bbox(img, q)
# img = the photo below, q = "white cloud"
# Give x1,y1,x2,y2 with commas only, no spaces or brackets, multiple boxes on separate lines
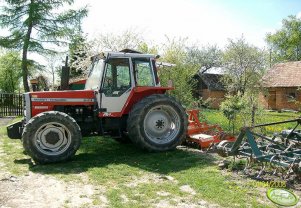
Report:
297,11,301,19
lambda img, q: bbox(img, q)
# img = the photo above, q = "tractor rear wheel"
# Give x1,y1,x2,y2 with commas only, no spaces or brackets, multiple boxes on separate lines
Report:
22,111,81,164
127,94,187,152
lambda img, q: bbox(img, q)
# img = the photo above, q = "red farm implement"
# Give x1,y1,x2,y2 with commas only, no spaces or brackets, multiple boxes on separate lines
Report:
186,109,235,149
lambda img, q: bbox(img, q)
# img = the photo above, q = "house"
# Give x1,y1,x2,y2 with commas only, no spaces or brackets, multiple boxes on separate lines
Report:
194,68,226,109
261,61,301,111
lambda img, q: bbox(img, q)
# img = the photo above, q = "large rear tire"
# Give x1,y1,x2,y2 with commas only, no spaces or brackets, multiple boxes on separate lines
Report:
22,111,81,164
127,94,187,152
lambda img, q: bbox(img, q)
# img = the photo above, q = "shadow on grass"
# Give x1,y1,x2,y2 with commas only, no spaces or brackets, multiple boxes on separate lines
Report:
14,136,217,176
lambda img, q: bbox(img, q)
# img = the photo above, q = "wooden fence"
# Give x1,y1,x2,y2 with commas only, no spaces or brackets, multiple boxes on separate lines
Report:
0,93,23,117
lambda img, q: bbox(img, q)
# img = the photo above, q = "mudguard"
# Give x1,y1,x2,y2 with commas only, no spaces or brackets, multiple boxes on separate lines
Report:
6,121,23,139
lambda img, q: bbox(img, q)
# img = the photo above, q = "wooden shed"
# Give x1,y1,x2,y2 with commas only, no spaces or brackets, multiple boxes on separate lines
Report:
195,69,226,109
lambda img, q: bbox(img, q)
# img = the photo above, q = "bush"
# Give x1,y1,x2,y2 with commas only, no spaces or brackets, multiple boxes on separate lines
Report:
220,93,246,134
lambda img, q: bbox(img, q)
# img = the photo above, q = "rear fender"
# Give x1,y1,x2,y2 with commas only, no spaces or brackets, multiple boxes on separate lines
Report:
99,86,173,117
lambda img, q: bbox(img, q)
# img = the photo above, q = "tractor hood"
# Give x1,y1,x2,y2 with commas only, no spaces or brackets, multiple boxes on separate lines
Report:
24,90,96,121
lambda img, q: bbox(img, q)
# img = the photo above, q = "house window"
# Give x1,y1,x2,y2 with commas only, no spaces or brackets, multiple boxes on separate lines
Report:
287,92,296,102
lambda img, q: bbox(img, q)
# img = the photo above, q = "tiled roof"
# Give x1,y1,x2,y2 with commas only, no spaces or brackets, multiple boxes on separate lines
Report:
263,61,301,87
199,73,225,91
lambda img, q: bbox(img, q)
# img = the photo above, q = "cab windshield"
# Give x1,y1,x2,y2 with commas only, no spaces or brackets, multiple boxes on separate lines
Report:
85,59,105,90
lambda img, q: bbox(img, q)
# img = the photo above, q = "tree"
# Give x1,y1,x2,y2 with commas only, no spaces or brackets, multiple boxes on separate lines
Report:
266,15,301,63
0,0,88,92
45,54,63,90
0,51,22,93
220,93,246,134
69,34,87,78
69,29,145,76
158,37,198,106
221,36,267,126
186,44,223,72
222,37,266,95
69,22,89,78
137,42,158,54
97,29,144,51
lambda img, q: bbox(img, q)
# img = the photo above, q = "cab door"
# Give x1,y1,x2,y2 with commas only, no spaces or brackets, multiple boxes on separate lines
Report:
100,58,133,115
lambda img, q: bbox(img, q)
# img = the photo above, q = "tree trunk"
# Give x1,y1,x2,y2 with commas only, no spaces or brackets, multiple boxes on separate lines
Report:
21,24,32,92
21,1,34,92
21,55,29,92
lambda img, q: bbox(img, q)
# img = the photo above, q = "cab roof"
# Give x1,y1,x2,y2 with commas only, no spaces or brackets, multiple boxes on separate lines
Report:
107,52,156,59
91,49,157,61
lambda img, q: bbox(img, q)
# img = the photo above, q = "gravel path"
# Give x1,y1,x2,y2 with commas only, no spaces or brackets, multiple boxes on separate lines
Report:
0,117,14,127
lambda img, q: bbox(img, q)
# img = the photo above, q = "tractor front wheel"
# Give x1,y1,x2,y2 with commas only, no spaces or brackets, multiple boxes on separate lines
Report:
22,111,81,164
127,94,187,152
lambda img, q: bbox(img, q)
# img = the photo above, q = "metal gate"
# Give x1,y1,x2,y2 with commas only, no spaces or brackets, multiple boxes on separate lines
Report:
0,93,23,117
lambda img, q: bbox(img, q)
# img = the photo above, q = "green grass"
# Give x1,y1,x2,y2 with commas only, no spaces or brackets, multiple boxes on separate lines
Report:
0,117,277,208
0,118,30,176
201,109,301,134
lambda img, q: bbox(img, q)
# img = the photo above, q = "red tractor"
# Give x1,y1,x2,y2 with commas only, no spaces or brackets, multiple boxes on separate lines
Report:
7,50,189,163
7,50,233,164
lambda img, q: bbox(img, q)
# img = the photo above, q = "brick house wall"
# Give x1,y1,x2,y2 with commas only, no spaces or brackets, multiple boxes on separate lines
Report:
260,87,301,111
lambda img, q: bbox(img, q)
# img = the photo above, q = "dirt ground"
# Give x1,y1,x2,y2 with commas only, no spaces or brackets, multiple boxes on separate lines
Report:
0,118,108,208
0,169,219,208
0,172,108,208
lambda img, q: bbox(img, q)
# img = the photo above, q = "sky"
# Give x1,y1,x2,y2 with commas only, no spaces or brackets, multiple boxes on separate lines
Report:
1,0,301,77
73,0,301,48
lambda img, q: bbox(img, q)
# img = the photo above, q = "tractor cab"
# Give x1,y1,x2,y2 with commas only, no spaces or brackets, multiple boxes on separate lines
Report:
85,51,159,90
85,50,160,113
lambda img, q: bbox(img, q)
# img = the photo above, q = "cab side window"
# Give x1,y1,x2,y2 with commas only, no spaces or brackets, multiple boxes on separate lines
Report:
133,58,155,86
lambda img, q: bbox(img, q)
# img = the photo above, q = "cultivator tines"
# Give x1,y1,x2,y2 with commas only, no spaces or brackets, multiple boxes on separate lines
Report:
217,118,301,178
